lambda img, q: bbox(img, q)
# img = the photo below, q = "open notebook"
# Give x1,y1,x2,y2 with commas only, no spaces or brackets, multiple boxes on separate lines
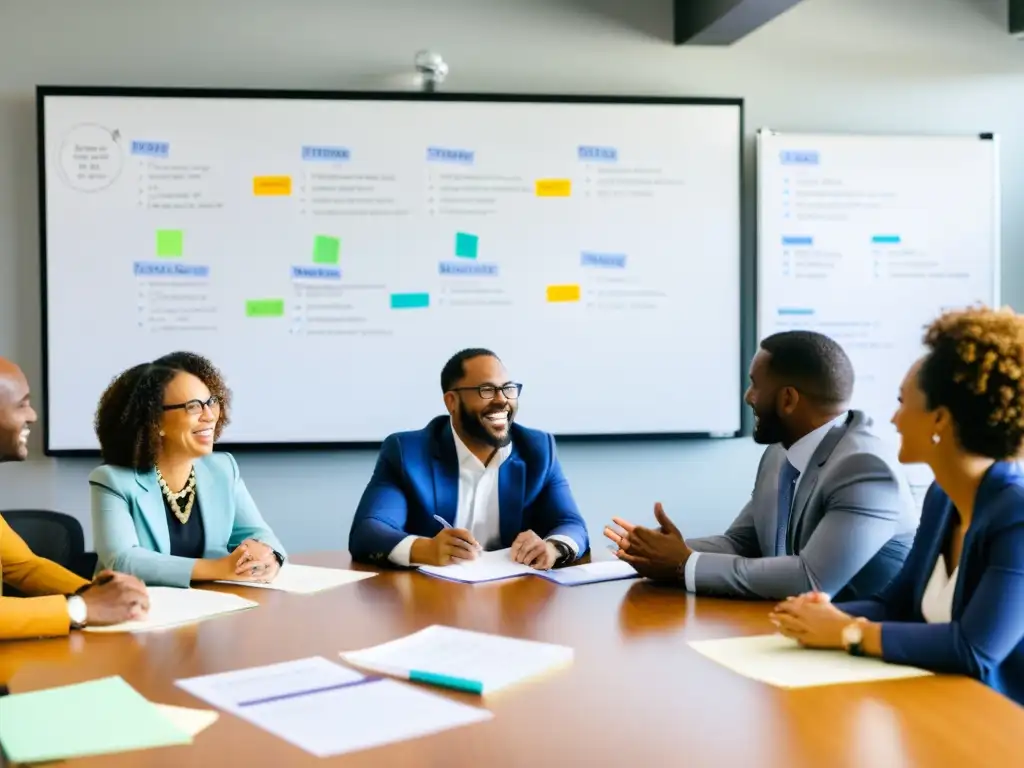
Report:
418,548,638,586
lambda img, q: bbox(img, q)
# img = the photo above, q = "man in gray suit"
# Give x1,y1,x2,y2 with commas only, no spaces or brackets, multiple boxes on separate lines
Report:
604,331,918,601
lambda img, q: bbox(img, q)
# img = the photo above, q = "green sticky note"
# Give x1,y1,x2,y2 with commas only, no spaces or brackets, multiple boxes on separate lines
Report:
156,229,183,258
313,235,340,264
0,676,192,763
245,298,285,317
455,232,478,259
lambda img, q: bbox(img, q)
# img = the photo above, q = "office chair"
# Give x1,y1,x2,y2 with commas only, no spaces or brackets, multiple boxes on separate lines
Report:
2,509,97,581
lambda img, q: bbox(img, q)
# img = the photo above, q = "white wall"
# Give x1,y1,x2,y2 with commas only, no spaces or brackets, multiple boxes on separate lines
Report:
0,0,1022,552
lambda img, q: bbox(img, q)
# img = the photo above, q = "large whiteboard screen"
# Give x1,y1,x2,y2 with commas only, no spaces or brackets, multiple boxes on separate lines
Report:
757,130,999,443
40,90,743,451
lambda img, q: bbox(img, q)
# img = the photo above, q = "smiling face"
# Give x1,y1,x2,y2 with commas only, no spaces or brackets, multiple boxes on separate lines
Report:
159,371,220,459
0,358,37,462
444,354,518,449
891,357,947,465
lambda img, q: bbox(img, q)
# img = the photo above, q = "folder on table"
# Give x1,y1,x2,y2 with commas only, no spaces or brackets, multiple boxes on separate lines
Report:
341,624,573,695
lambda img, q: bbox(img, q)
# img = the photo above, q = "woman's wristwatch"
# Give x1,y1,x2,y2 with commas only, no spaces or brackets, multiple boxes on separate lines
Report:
66,595,88,629
841,618,868,656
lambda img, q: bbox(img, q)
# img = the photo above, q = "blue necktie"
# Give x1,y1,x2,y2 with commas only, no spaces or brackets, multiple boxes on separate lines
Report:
774,458,800,556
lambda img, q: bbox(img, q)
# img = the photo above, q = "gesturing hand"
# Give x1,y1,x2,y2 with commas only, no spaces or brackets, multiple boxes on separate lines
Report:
511,530,558,570
80,570,150,626
603,503,692,581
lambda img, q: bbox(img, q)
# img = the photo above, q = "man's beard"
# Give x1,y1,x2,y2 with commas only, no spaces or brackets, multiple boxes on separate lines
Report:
459,400,513,448
752,407,787,445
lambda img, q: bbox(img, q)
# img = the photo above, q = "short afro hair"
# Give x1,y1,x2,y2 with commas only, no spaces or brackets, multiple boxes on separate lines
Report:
94,351,231,470
918,306,1024,460
440,348,500,392
760,330,854,406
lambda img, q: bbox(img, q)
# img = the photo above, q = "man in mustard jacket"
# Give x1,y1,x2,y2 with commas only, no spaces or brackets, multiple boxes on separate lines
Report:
1,356,149,640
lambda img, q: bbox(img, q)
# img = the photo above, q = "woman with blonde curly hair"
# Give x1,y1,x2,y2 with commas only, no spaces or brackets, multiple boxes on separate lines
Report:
770,306,1024,705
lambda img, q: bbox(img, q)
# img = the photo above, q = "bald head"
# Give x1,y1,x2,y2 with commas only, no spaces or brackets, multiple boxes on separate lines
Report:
0,356,36,461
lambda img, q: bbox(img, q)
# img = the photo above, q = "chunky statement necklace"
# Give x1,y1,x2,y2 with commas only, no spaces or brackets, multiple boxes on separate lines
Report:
156,466,197,524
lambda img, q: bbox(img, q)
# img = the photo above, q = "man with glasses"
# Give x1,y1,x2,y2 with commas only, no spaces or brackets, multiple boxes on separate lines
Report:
349,348,589,568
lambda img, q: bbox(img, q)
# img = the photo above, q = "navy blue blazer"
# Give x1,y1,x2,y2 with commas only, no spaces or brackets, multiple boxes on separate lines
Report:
349,416,589,564
839,461,1024,706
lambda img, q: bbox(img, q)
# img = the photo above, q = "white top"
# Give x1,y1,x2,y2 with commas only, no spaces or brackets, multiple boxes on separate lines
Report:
684,412,849,592
389,423,577,566
921,554,958,624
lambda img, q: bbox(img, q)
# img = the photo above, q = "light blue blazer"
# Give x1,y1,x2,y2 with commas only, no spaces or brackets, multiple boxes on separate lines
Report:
89,452,286,588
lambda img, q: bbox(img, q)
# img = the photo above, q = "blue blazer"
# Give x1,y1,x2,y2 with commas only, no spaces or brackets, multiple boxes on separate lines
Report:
349,416,589,564
839,461,1024,706
89,452,286,588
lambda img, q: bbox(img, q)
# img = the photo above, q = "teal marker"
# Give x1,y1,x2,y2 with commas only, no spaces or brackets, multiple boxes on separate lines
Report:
409,671,484,695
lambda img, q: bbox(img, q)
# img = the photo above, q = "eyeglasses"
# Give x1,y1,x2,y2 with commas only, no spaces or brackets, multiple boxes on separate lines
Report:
449,383,523,400
162,395,221,416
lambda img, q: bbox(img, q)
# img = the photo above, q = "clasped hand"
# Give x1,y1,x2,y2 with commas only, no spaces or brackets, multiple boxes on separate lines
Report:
231,539,280,582
769,591,852,649
603,502,693,580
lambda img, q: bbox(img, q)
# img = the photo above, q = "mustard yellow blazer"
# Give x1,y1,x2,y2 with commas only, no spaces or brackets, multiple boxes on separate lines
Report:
0,514,89,640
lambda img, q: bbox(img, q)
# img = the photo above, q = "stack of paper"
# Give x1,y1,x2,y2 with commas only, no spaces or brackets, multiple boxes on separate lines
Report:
215,563,377,594
418,548,639,587
84,587,258,633
0,677,191,763
688,634,934,688
341,624,574,695
176,656,491,758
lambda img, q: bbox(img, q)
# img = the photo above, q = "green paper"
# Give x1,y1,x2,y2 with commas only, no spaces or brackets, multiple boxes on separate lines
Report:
245,298,285,317
156,229,183,258
454,232,478,259
0,676,191,763
313,235,341,264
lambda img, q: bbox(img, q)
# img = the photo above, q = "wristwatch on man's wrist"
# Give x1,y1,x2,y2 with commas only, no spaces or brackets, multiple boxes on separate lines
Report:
550,540,572,566
841,618,867,656
66,595,88,629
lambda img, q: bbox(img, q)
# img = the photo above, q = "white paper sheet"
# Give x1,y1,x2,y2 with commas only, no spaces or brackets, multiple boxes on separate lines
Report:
153,704,219,736
537,560,639,586
215,563,377,593
83,587,258,633
176,656,491,758
417,548,534,584
342,624,574,695
688,634,934,689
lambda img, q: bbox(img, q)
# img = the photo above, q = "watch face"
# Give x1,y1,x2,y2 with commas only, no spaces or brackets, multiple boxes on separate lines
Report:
842,623,863,645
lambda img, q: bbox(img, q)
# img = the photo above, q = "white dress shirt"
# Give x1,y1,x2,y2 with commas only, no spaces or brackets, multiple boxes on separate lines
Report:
683,412,849,591
389,423,578,566
921,554,958,624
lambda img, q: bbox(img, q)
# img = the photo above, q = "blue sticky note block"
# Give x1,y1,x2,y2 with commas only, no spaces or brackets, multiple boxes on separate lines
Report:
391,293,430,310
455,232,479,259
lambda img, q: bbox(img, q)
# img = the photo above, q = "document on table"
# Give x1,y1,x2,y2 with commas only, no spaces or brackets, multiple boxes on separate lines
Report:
153,704,219,736
341,624,574,695
417,548,534,584
215,563,377,593
0,676,191,764
688,634,933,689
84,587,258,633
536,560,639,586
176,656,491,758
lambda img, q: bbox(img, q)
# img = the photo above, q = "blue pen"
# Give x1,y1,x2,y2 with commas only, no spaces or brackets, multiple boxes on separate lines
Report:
433,515,481,552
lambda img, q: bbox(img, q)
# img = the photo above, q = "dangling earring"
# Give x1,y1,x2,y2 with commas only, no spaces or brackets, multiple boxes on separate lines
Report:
159,430,165,437
931,434,941,445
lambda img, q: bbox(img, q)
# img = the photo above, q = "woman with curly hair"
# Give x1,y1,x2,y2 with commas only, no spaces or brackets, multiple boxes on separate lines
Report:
89,351,286,588
770,306,1024,705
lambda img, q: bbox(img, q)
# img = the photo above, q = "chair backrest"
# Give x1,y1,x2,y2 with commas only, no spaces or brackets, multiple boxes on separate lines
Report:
2,509,86,572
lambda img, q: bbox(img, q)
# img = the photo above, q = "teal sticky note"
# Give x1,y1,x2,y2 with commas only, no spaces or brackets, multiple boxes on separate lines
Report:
455,232,478,259
0,676,192,763
390,292,430,309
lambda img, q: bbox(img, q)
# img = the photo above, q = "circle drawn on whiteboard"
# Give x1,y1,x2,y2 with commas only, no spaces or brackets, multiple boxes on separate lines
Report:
58,123,123,192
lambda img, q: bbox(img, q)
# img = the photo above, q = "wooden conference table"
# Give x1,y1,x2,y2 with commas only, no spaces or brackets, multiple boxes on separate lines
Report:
4,553,1023,767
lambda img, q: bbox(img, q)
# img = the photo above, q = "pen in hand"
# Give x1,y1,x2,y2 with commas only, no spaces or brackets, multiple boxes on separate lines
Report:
433,515,482,552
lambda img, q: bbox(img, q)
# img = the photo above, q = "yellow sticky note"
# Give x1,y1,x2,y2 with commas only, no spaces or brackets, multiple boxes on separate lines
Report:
253,176,292,196
546,284,581,303
535,179,572,197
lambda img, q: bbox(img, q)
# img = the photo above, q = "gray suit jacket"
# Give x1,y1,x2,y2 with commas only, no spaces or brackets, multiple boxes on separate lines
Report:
689,411,919,601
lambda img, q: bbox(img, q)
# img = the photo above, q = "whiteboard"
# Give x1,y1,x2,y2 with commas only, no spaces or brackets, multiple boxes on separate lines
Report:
757,130,1000,477
39,89,743,452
